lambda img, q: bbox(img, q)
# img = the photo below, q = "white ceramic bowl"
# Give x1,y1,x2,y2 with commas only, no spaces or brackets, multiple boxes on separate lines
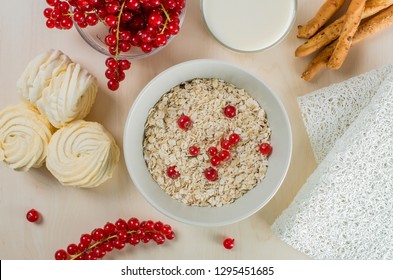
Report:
123,59,292,227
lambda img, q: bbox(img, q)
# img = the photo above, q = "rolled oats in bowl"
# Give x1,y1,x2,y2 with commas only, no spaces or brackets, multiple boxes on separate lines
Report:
143,78,271,207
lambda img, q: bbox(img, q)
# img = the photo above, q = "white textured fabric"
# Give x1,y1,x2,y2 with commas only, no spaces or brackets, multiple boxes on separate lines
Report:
271,64,393,259
298,64,393,163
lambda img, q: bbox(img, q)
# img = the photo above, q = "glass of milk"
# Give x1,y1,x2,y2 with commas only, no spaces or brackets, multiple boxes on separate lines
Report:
201,0,297,52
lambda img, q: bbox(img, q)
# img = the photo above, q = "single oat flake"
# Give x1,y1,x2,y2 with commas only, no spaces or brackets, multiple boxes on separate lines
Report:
143,78,271,207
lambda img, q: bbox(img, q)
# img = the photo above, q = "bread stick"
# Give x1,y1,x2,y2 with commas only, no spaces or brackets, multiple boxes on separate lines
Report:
328,0,367,69
296,0,393,57
302,4,393,81
297,0,346,39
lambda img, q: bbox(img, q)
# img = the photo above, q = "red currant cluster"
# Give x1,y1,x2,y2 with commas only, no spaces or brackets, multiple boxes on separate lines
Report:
54,217,175,260
43,0,185,91
166,104,273,182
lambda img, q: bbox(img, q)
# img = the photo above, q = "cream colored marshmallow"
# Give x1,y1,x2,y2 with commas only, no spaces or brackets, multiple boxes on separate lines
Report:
0,103,54,171
17,49,71,103
36,63,98,128
46,120,120,188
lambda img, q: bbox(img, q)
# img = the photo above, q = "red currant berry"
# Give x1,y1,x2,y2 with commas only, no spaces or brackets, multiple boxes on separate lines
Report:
153,221,164,231
107,79,120,91
58,1,70,12
105,34,117,47
259,143,272,156
105,68,117,80
166,166,180,179
207,146,218,157
60,17,73,29
119,41,132,52
228,133,241,145
106,2,120,14
161,224,173,235
118,70,126,82
140,42,153,53
148,12,164,27
51,9,61,19
167,22,180,35
153,34,168,47
117,230,128,241
210,156,221,167
121,11,133,23
85,13,98,26
188,146,199,156
67,243,79,255
118,60,131,70
163,0,176,10
80,234,92,246
46,19,56,29
115,218,128,231
77,21,88,28
73,11,85,23
113,239,126,250
204,167,219,181
129,234,140,245
103,241,114,252
223,238,235,250
127,217,140,230
120,30,131,41
43,8,53,18
220,139,232,150
26,209,40,223
105,15,118,27
54,249,68,260
78,242,88,251
138,30,153,43
105,57,118,69
92,228,106,241
223,105,236,118
149,0,161,7
177,114,192,130
46,0,59,6
144,220,155,230
153,232,165,245
165,231,175,240
126,0,140,10
87,251,97,260
218,150,231,161
97,7,108,18
104,222,116,235
93,246,106,259
136,229,146,239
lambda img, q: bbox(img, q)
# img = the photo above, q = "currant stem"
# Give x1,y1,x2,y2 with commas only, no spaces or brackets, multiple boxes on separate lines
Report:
115,1,127,61
70,229,139,260
159,4,171,34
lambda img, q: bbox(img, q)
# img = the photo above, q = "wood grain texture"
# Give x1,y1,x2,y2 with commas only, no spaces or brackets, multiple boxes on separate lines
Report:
1,0,393,260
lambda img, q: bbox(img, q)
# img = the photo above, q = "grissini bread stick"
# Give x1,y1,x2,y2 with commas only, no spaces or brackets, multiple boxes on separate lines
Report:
295,0,393,57
297,0,346,39
302,4,393,80
328,0,367,69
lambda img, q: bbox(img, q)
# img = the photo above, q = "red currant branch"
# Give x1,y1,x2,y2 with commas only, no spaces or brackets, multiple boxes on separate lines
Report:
55,218,175,260
69,234,118,260
44,0,185,91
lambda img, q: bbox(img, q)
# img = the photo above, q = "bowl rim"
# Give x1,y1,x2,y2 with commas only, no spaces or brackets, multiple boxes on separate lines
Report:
123,59,292,227
200,0,297,53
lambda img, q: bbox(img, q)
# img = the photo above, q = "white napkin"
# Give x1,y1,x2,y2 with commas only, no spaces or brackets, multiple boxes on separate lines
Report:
271,64,393,259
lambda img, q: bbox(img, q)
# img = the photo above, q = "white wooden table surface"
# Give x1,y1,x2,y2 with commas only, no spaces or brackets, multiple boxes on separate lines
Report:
1,0,392,259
